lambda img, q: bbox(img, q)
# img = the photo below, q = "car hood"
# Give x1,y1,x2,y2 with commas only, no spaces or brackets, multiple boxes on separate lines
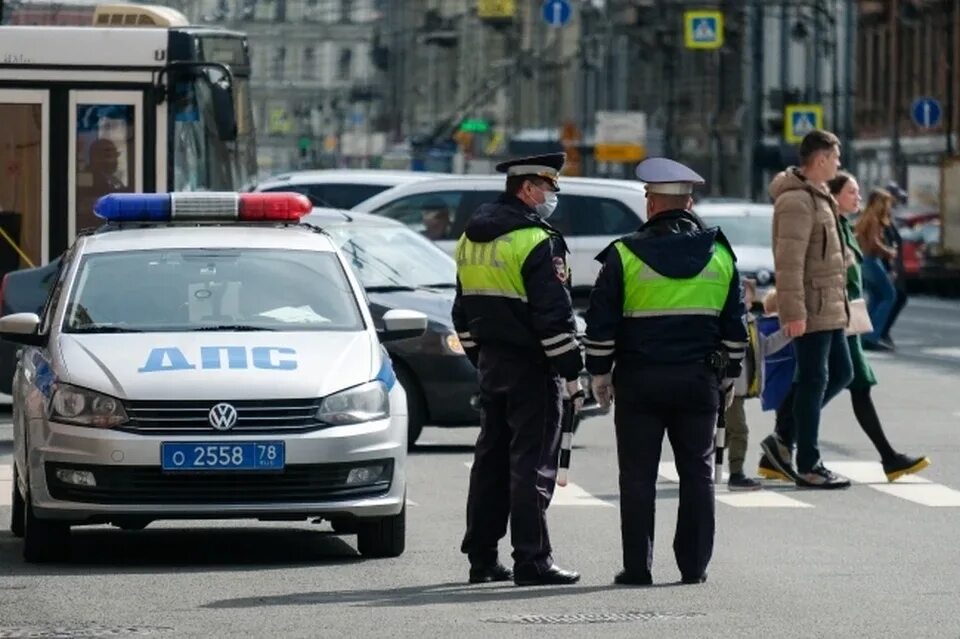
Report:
731,245,774,275
51,332,377,400
366,287,454,327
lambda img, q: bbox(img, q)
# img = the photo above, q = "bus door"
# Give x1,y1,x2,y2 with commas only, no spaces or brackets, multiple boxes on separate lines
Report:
0,89,50,276
67,90,146,241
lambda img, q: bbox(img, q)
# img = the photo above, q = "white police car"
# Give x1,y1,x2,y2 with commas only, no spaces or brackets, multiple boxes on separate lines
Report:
1,192,427,562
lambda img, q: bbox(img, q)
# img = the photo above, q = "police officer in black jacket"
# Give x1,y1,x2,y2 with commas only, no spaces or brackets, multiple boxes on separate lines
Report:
453,153,584,587
584,158,747,586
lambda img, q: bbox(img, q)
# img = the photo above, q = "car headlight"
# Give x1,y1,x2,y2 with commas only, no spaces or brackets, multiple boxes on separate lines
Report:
443,331,465,355
49,383,128,428
316,381,389,425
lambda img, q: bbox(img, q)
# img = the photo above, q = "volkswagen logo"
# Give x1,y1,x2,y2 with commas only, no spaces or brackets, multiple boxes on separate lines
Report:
208,403,238,431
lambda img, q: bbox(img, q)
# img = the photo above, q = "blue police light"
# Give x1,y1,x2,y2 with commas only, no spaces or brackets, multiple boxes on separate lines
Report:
94,193,171,222
93,192,312,222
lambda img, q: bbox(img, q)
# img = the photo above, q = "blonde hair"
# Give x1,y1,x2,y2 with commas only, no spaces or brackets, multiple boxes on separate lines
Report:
762,289,779,315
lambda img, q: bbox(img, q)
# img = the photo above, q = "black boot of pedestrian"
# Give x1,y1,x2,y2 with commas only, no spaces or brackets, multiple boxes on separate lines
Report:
514,564,581,586
614,570,653,586
882,454,931,482
681,573,707,585
468,562,513,584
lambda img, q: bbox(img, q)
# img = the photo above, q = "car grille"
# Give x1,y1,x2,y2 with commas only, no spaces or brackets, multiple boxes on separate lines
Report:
121,398,323,434
46,461,393,504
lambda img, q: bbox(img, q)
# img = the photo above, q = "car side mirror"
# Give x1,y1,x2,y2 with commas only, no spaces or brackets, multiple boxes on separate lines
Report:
0,313,46,347
379,309,427,342
203,68,238,142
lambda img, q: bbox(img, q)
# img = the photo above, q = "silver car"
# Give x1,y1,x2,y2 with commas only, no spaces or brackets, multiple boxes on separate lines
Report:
1,192,426,563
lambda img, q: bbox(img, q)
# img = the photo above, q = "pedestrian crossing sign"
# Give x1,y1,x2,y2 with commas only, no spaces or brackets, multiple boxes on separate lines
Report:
785,104,824,143
684,10,724,50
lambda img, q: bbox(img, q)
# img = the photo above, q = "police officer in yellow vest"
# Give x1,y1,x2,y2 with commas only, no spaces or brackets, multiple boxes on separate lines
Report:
584,158,747,586
453,153,584,587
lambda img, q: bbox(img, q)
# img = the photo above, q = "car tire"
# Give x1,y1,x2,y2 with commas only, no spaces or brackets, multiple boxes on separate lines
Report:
356,504,406,558
394,363,425,448
23,496,70,563
10,464,25,538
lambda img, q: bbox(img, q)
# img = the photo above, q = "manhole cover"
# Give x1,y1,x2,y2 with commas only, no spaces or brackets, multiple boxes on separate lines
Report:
0,626,174,638
482,611,704,625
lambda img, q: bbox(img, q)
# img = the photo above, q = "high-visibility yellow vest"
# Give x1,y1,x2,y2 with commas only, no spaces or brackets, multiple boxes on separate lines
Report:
615,241,735,318
455,227,556,302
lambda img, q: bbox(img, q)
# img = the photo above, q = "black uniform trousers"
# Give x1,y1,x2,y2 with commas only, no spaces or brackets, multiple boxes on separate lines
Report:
613,362,719,579
460,345,563,571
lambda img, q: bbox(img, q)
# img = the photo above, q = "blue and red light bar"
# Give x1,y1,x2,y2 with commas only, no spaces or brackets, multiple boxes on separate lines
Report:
93,192,313,223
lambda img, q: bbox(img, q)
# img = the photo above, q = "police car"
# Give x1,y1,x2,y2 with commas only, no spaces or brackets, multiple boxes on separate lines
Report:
1,192,427,563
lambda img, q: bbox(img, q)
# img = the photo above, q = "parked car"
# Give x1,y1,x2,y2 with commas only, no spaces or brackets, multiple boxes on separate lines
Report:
252,169,446,210
694,202,775,301
351,175,648,297
304,208,479,446
895,211,940,291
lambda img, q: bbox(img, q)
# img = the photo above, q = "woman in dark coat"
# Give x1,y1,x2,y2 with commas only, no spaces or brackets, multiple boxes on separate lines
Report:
828,172,930,481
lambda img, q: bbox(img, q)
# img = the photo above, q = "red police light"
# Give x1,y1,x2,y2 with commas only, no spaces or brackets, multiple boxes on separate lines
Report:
238,193,313,221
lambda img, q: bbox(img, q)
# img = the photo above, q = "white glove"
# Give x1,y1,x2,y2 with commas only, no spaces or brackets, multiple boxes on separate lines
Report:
722,379,736,410
590,373,614,410
564,379,585,414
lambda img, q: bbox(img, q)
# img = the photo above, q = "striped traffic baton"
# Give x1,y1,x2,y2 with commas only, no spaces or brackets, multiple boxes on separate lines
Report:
557,391,585,487
714,389,727,485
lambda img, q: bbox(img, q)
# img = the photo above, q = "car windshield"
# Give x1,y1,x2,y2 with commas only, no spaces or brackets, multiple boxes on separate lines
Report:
705,214,773,247
323,222,456,290
62,248,364,333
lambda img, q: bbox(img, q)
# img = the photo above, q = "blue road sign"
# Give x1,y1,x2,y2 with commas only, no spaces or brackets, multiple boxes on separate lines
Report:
542,0,571,27
912,97,942,129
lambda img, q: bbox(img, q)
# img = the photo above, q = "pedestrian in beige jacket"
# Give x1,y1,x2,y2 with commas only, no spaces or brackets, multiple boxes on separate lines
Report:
757,129,854,489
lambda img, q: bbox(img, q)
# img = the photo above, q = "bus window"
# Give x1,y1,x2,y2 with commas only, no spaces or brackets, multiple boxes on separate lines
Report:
0,93,46,271
73,103,137,234
171,75,243,192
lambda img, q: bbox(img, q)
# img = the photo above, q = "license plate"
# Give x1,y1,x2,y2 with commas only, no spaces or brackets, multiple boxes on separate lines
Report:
161,441,285,471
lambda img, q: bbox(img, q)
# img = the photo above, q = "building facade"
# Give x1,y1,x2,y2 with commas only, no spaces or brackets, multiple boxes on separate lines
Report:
853,0,959,206
160,0,386,179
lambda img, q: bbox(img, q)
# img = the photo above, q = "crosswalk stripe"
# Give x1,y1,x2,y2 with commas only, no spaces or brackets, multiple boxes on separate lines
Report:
463,462,613,507
658,463,812,508
0,465,11,481
825,461,960,507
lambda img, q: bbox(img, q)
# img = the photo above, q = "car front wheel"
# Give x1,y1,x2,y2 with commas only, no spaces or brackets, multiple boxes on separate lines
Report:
23,495,71,563
10,464,24,538
356,504,405,558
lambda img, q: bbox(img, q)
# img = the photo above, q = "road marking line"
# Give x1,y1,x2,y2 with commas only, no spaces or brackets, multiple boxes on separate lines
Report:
922,347,960,359
0,481,11,506
659,463,812,508
405,499,418,507
463,462,613,507
0,465,11,481
825,461,960,507
717,491,814,508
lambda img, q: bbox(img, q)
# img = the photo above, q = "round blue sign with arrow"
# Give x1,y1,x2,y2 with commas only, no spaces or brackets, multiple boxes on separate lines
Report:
542,0,571,27
911,97,942,129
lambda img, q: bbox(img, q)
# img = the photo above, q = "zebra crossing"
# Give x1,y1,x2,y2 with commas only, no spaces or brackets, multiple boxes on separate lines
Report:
3,461,958,511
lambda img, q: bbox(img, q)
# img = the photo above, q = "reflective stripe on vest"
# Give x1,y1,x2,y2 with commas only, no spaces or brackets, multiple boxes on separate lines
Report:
615,241,734,318
455,227,551,301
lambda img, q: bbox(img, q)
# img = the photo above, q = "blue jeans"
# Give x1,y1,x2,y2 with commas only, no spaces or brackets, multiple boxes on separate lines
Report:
862,257,896,344
774,329,853,473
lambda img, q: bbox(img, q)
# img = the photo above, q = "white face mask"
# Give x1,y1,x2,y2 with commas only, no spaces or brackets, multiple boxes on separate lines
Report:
535,191,559,219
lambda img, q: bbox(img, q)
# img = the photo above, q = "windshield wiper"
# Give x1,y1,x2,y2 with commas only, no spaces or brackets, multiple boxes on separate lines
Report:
365,285,417,293
69,325,144,334
192,324,276,332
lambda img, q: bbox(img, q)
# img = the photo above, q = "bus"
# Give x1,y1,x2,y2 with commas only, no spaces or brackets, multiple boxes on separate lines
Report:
0,3,257,271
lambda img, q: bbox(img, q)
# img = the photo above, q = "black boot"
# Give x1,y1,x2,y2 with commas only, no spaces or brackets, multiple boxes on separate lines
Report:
614,570,653,586
468,562,513,584
514,564,581,586
882,454,930,482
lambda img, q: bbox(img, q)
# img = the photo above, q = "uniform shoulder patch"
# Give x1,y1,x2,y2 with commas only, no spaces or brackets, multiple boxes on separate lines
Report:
552,256,568,283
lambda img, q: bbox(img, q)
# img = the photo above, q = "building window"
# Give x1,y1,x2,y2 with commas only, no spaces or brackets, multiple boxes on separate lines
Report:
272,46,287,80
275,0,286,22
303,47,316,80
340,0,353,23
337,47,353,80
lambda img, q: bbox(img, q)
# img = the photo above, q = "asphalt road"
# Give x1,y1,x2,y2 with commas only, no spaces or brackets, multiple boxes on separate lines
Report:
0,295,958,638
